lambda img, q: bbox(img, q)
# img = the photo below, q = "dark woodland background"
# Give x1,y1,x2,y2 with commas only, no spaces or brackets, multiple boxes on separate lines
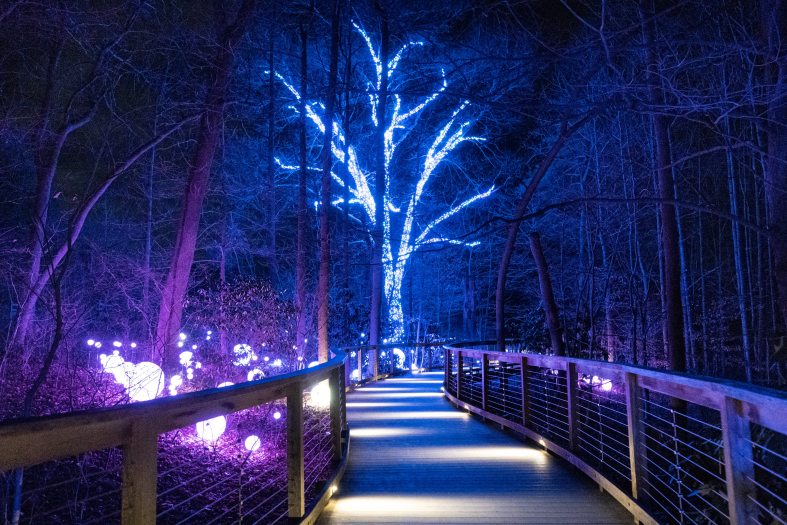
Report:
0,0,785,393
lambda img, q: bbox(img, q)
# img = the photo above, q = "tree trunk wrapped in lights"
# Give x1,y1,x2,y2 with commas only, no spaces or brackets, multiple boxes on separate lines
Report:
272,20,493,341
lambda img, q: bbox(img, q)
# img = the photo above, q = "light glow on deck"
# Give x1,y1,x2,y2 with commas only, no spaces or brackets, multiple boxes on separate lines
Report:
352,392,443,399
350,427,431,438
330,496,484,517
346,402,411,408
349,411,471,420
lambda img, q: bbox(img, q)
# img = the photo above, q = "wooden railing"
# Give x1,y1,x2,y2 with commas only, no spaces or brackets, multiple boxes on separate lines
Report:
341,341,446,386
0,352,348,524
444,342,787,525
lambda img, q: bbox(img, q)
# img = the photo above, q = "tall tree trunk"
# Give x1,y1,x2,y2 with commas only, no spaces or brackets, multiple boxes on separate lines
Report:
154,0,256,369
726,125,753,382
295,21,309,360
142,105,158,342
760,1,787,330
642,2,686,373
495,117,589,352
530,232,565,356
317,0,341,362
368,9,389,354
266,27,278,282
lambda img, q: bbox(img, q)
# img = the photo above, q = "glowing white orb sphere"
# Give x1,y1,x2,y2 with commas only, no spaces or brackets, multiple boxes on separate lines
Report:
232,344,254,366
99,353,107,364
309,380,331,408
244,435,261,452
117,362,135,389
217,381,234,388
127,362,165,402
273,411,281,420
170,375,183,387
263,356,269,362
112,341,122,348
130,342,137,348
207,330,213,335
272,359,282,368
94,342,102,348
195,416,226,442
360,332,365,338
179,332,187,341
591,375,601,385
177,341,184,348
601,380,613,392
393,348,406,369
112,350,120,356
87,339,95,346
350,369,360,381
195,362,202,369
102,354,125,375
307,361,319,368
247,368,264,381
178,351,193,366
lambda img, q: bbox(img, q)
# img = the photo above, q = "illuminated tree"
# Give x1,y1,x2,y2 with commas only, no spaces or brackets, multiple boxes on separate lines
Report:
274,21,493,340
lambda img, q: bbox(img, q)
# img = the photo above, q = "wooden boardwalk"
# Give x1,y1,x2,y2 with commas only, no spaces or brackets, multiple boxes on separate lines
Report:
317,371,632,524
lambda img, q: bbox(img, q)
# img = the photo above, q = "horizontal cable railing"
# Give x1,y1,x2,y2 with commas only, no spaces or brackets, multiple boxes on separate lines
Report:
341,342,447,387
0,352,348,525
443,342,787,525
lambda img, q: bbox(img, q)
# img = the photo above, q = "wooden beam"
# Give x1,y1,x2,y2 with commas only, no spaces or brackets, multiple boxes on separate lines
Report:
457,351,464,401
481,354,490,412
121,419,157,525
520,356,529,427
566,362,578,451
287,384,305,518
625,373,646,500
721,396,757,525
329,368,343,461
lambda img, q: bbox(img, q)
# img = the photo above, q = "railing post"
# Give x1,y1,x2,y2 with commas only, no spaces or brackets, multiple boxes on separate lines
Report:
121,419,157,525
566,362,578,450
625,372,646,500
329,368,344,461
456,350,464,400
481,354,490,412
520,356,529,427
390,347,395,375
721,396,756,525
372,346,379,380
357,349,363,383
444,349,450,387
344,352,351,391
287,384,305,518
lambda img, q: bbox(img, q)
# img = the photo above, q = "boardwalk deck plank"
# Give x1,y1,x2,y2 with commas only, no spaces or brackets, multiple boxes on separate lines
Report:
317,372,632,524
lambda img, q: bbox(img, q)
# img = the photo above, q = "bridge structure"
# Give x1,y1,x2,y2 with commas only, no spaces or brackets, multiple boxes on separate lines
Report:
0,342,784,524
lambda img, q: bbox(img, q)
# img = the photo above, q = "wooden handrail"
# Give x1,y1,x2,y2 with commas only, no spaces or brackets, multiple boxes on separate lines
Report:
443,342,787,525
0,351,348,523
